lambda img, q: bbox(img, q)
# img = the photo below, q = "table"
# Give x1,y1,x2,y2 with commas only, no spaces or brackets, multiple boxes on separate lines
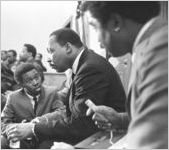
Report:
75,130,126,149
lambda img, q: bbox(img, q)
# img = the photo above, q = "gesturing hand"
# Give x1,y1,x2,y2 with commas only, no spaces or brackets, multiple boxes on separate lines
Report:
6,122,34,142
85,99,122,130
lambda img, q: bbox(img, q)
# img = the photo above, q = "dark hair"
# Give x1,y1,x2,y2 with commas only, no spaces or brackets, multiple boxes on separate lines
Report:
50,28,83,48
8,49,17,57
81,1,160,27
14,62,44,84
23,44,37,58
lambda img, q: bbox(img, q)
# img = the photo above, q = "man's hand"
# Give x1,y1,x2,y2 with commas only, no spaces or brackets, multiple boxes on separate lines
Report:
6,122,34,142
31,117,40,124
85,99,123,130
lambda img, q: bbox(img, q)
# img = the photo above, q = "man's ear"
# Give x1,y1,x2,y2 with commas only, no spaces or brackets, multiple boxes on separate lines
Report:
65,42,72,54
107,14,124,33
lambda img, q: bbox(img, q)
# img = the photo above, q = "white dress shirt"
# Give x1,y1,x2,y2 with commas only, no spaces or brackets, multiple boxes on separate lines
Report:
24,89,40,109
72,48,85,74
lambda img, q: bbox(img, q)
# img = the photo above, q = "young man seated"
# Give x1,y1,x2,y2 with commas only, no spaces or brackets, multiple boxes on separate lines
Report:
1,63,64,149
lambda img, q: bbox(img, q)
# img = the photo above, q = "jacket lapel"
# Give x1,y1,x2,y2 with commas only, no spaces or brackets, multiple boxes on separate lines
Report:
68,48,89,115
36,86,45,116
20,89,35,117
76,48,89,74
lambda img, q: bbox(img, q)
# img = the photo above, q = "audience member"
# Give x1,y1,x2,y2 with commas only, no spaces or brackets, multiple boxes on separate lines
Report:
1,50,18,94
1,50,8,62
1,50,19,110
7,49,18,73
1,63,64,149
18,44,43,72
7,50,17,69
6,28,126,147
81,1,168,148
19,44,37,63
35,53,47,72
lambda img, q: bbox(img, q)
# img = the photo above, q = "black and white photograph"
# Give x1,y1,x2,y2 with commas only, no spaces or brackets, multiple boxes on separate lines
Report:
1,1,168,149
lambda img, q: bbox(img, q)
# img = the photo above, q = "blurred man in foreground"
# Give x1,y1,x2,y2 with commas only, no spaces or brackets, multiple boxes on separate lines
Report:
82,1,168,148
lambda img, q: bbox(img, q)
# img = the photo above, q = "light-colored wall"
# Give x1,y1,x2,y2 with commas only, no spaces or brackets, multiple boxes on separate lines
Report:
43,72,66,89
1,1,77,73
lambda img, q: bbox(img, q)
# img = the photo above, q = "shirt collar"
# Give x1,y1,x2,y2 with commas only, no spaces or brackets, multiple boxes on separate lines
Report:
132,18,156,63
72,48,85,74
24,89,40,100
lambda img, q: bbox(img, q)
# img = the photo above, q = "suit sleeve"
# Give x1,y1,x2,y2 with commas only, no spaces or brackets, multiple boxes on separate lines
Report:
127,27,168,148
71,64,111,117
32,91,67,126
34,65,110,142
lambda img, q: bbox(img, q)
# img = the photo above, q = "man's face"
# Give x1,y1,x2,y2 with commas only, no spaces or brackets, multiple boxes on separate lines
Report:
87,11,128,57
47,35,68,72
19,46,30,61
22,69,42,95
7,52,16,64
1,51,8,61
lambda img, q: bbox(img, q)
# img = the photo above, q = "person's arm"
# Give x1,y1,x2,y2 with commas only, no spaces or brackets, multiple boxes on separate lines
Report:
31,90,66,125
85,100,129,130
1,94,18,136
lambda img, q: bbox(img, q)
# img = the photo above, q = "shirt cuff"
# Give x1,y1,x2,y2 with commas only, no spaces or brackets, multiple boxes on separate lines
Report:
31,123,39,141
119,112,130,129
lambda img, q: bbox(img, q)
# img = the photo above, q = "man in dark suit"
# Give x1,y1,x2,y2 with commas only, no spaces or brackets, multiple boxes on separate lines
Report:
7,28,126,146
81,1,168,149
1,63,63,148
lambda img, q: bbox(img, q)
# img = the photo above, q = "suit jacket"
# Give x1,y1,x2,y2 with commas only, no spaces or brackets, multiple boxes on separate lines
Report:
1,86,63,135
34,49,126,144
126,17,168,148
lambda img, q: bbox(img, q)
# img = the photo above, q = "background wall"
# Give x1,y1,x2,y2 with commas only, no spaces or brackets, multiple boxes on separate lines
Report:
1,1,77,73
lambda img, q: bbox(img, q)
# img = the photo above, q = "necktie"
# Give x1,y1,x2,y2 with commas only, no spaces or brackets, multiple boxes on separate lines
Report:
33,96,38,115
71,72,75,82
66,72,75,117
71,72,75,95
